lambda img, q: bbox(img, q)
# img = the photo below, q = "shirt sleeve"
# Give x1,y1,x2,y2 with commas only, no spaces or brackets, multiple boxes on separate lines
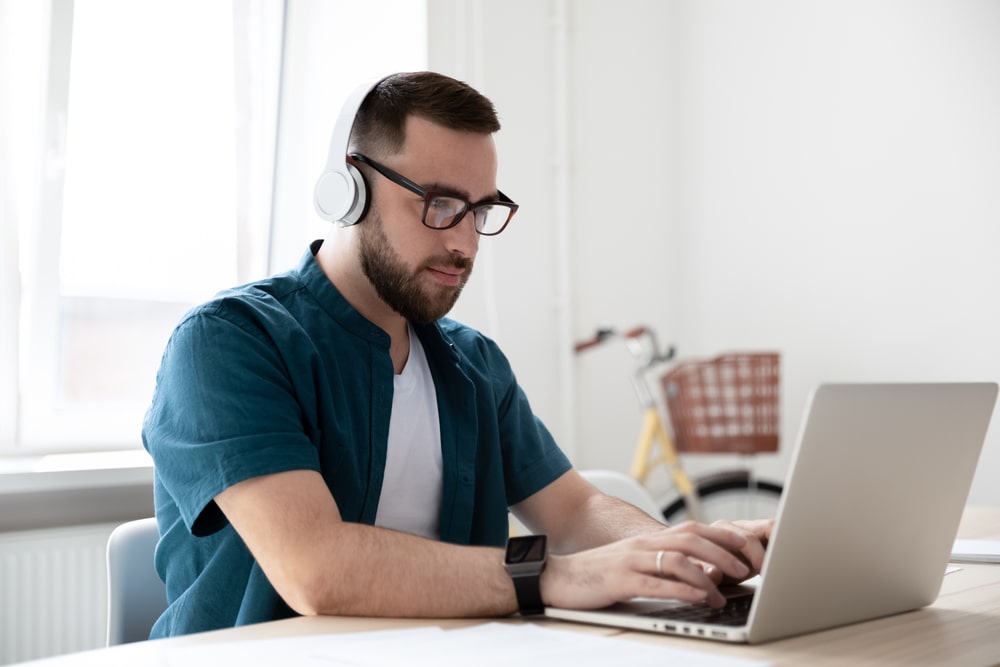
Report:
462,329,572,506
497,373,572,505
143,301,321,536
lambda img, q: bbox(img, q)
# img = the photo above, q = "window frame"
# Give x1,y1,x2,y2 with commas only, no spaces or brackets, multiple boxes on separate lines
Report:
5,0,286,454
3,0,428,457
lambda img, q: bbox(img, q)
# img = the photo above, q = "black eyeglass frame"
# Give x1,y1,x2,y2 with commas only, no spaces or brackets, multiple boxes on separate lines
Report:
349,153,518,236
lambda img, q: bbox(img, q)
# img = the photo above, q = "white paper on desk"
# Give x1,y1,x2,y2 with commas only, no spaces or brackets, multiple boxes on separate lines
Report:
951,539,1000,563
167,623,771,667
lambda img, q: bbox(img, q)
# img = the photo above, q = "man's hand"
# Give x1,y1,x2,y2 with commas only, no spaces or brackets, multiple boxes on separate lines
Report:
539,519,772,611
701,518,772,586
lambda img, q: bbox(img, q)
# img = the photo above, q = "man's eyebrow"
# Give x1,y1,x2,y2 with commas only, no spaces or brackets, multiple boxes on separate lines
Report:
422,182,502,205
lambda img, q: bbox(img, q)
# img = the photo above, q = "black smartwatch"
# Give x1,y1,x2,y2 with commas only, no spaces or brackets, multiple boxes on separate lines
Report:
504,534,548,616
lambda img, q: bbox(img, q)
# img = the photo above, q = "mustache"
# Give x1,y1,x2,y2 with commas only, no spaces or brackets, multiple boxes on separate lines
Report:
422,254,473,272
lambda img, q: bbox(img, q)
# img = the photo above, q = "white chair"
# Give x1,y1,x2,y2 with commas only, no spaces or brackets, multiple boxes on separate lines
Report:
106,517,167,646
579,469,666,523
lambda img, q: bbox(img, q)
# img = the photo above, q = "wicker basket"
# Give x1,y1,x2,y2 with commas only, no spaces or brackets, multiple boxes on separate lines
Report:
659,353,780,454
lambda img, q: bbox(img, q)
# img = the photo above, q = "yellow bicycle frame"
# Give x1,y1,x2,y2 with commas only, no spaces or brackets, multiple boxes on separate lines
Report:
629,407,703,521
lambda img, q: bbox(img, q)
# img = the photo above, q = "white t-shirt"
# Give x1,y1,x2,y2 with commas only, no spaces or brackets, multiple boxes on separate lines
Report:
373,324,443,539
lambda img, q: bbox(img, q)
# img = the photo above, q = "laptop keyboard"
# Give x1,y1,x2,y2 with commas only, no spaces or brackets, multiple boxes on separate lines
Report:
638,593,754,627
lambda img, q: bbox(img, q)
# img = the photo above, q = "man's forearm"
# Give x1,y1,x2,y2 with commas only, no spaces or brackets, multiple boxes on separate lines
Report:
296,523,518,618
548,493,666,554
219,470,768,621
216,470,519,619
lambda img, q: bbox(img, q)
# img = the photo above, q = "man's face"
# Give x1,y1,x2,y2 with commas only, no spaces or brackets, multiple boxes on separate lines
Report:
358,208,472,323
358,116,499,323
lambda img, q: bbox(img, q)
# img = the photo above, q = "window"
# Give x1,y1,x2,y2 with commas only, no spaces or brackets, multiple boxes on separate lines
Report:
1,0,427,454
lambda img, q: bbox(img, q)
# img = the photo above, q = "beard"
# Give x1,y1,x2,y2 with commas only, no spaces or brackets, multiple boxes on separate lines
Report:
358,210,473,324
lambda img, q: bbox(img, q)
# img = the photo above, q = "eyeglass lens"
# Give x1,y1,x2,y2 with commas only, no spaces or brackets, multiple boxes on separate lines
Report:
424,195,513,236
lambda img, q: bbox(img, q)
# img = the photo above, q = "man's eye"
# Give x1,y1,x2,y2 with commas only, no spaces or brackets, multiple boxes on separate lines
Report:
429,196,460,212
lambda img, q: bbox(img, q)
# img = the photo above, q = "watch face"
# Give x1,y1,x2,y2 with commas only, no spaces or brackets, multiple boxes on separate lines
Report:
505,535,547,565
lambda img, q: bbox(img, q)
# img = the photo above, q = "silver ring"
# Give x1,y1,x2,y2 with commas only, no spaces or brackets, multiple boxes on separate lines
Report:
656,549,665,576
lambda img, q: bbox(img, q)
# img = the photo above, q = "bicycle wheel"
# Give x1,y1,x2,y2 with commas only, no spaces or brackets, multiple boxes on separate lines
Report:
662,471,783,524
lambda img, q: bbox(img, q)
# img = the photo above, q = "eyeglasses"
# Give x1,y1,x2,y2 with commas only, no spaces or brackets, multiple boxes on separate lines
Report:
349,153,518,236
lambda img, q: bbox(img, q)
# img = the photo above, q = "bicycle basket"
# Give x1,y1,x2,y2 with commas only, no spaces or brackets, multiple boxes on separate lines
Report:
659,353,780,454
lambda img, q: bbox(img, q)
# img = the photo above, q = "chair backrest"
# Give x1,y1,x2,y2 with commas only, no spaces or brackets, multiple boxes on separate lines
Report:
106,517,167,646
580,469,666,523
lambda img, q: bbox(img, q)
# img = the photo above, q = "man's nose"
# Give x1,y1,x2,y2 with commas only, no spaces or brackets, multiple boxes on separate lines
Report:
442,211,480,257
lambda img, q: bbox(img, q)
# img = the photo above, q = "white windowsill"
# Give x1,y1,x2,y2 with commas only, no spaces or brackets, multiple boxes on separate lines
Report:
0,450,156,532
0,448,154,494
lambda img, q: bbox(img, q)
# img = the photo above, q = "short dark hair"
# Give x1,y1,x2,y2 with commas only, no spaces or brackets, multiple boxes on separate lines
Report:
350,71,501,158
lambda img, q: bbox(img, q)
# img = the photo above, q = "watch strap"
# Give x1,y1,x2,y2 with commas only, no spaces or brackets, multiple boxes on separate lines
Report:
510,571,545,616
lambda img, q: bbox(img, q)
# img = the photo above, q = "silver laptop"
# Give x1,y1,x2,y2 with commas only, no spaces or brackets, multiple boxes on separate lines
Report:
547,383,998,644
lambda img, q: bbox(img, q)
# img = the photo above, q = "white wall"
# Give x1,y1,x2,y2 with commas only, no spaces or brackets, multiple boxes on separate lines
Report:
671,0,1000,498
428,1,577,455
269,0,428,272
424,0,1000,505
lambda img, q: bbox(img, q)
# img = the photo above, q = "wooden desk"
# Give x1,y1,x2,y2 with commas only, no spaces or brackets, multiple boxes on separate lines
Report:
19,507,1000,667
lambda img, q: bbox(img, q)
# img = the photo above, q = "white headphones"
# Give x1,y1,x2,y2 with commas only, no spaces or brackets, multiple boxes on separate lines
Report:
313,78,385,225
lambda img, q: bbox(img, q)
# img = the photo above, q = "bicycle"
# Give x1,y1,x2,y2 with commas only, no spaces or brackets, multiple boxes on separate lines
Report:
574,326,784,524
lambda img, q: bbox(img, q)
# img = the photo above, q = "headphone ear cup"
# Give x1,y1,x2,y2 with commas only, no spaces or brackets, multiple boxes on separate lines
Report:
314,161,368,225
338,162,370,226
314,168,353,222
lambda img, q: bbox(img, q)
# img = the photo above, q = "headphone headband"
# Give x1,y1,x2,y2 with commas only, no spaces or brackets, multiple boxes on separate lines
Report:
313,77,384,225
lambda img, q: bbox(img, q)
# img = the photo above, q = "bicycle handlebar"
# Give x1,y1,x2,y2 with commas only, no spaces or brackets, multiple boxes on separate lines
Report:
573,325,675,363
573,326,649,353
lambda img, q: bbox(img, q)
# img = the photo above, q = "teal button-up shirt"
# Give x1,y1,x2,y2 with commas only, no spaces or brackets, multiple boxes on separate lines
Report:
143,241,570,637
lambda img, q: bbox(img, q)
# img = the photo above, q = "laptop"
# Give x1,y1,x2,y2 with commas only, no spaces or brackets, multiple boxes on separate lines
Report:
546,382,998,644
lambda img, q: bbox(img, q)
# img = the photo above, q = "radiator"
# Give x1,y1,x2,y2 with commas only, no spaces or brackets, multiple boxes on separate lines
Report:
0,523,117,665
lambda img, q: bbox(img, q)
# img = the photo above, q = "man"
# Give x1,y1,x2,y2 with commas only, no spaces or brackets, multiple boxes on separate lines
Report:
143,71,770,638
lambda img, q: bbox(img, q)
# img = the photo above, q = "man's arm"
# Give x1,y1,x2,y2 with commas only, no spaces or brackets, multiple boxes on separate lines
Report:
510,470,666,553
214,469,516,618
215,468,762,617
513,470,772,610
